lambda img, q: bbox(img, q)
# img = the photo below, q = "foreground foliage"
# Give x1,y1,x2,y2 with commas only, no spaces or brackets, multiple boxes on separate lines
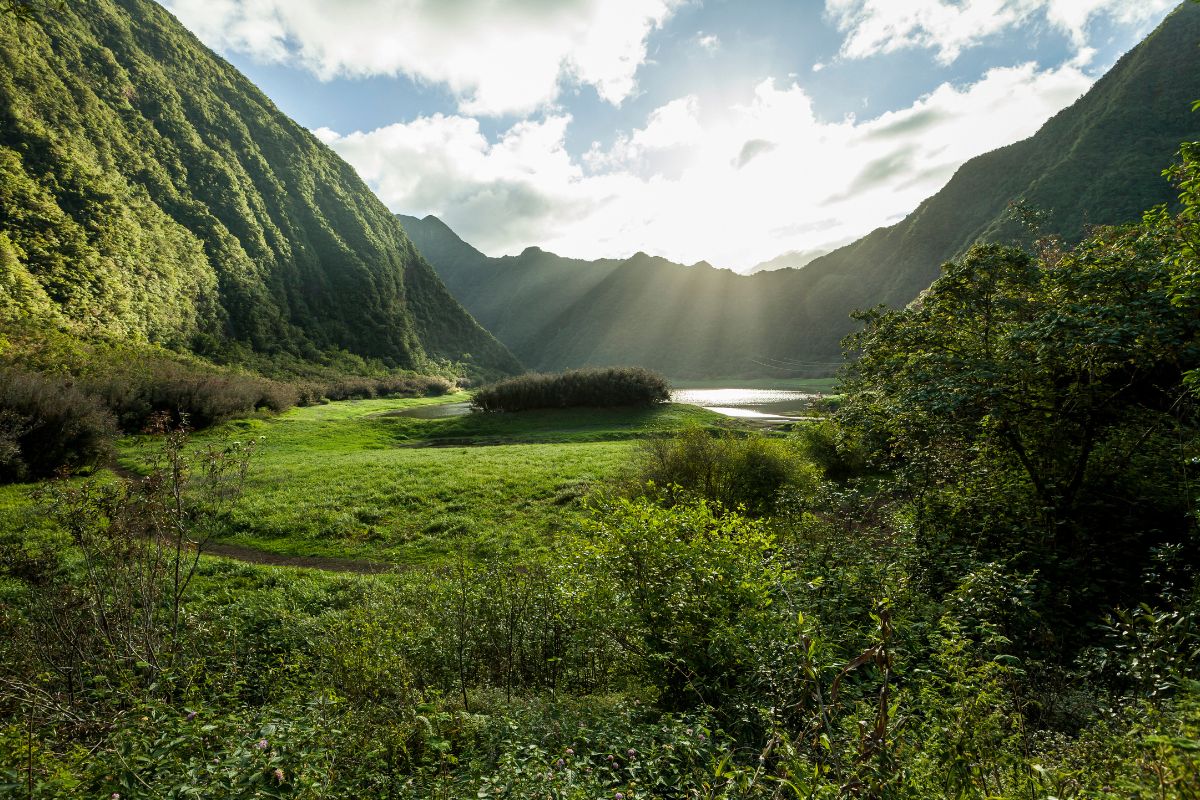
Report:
4,71,1200,800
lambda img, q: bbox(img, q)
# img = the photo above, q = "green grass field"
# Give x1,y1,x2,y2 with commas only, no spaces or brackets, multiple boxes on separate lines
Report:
103,394,729,564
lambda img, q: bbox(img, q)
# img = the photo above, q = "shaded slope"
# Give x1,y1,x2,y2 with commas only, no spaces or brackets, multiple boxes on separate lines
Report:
0,0,519,377
407,3,1200,378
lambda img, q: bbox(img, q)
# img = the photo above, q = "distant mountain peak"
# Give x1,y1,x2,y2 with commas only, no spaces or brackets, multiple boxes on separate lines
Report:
399,4,1199,379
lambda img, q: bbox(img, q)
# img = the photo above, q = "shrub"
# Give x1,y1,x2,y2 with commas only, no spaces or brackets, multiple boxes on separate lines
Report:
634,427,819,515
323,374,452,402
373,374,453,398
0,369,116,482
793,418,869,481
88,366,299,430
472,367,669,412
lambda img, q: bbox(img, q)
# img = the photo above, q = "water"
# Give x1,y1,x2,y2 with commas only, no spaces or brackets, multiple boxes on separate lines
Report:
381,390,820,422
669,389,819,421
381,401,472,419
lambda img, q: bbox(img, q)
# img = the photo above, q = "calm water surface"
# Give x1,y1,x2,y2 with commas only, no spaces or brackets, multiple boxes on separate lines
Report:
384,390,820,422
670,389,819,420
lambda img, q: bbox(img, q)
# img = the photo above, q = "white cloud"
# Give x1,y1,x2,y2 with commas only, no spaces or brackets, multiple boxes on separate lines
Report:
826,0,1175,64
318,62,1093,271
695,32,720,52
160,0,682,116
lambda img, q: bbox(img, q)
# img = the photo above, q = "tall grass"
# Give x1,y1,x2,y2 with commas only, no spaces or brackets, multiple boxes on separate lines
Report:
472,367,670,412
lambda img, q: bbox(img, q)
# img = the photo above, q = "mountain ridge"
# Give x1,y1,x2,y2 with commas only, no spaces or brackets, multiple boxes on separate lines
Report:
404,2,1200,378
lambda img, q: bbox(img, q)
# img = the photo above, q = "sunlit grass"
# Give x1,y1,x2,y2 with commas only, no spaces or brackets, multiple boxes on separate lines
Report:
107,394,726,565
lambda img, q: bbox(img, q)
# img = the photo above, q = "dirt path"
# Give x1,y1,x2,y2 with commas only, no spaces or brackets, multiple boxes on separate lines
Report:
203,541,396,574
108,460,394,575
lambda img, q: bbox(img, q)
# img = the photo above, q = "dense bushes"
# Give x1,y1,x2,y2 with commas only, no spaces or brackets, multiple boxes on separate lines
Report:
634,427,819,515
471,366,669,412
0,369,115,481
0,359,453,483
323,373,452,402
90,366,301,430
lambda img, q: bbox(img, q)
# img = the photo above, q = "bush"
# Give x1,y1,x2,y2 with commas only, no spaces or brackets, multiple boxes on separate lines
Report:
323,374,453,402
88,366,300,430
0,369,116,482
472,367,669,412
634,427,818,515
793,418,868,481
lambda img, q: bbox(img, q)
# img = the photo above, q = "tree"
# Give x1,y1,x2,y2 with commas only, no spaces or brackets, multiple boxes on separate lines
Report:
839,145,1200,624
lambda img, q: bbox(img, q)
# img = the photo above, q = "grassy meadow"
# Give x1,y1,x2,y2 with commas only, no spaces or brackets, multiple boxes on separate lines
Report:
98,393,728,564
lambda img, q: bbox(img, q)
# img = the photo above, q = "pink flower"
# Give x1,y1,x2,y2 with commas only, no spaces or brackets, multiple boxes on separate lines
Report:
273,767,285,782
565,748,574,756
255,738,269,750
627,748,637,758
185,711,197,721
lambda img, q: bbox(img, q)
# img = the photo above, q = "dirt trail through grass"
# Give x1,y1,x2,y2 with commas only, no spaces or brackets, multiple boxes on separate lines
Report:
202,541,395,573
108,459,391,573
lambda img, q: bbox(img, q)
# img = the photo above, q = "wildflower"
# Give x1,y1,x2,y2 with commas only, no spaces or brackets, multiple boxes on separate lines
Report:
607,754,614,761
255,738,269,750
565,748,574,756
616,794,625,800
185,711,197,721
685,728,693,736
111,794,120,800
627,748,636,758
556,759,565,768
273,767,285,782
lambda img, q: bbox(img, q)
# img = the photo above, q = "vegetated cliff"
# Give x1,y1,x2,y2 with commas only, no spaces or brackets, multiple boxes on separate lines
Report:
0,0,520,378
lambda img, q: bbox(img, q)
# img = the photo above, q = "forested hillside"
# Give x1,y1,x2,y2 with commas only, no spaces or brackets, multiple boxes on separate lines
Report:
0,0,519,377
407,2,1200,378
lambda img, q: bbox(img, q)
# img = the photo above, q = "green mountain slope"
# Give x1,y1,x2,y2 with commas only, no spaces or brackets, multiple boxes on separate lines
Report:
0,0,520,377
406,2,1200,378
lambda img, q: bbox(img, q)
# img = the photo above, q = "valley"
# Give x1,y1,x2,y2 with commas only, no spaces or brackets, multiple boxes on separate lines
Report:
2,0,1199,798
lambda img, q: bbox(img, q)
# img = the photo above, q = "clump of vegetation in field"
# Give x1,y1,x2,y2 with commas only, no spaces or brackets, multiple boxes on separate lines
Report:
471,366,670,412
632,427,819,515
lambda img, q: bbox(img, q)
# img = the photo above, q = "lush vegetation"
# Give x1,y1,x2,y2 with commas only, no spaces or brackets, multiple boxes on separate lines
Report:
108,393,723,563
6,138,1200,797
471,367,671,412
3,0,1200,795
0,326,457,483
406,3,1200,378
0,0,518,378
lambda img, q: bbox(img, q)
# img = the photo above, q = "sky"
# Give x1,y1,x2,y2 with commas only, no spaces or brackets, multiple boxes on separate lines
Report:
158,0,1179,272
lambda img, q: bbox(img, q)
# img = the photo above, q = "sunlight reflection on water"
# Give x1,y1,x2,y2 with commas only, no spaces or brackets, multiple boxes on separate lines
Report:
670,389,818,420
670,389,817,407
